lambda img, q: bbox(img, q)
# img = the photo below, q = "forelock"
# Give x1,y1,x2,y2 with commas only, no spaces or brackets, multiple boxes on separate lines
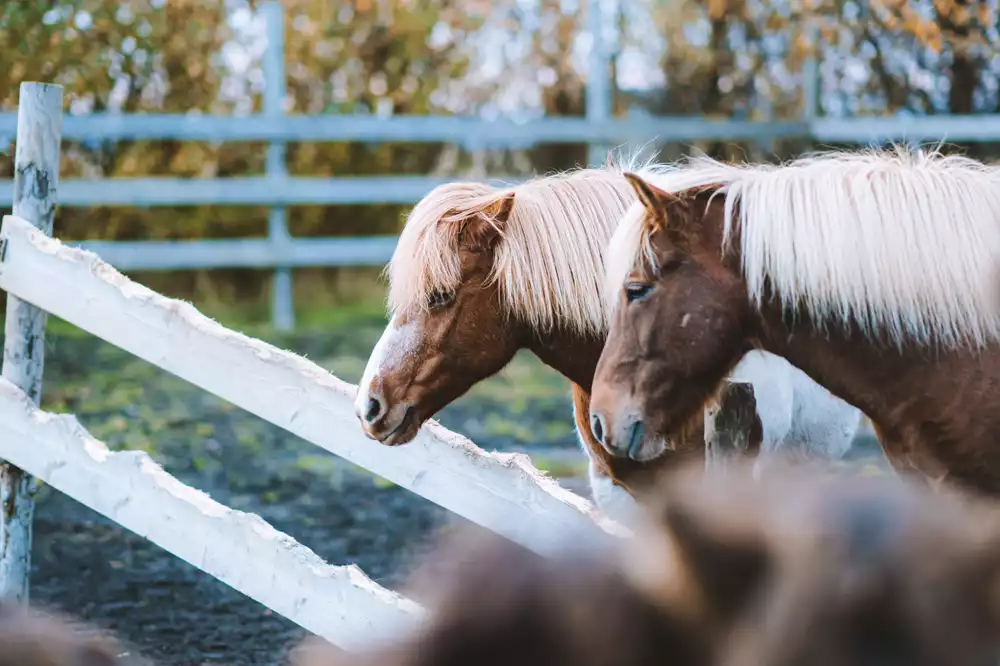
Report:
386,182,496,316
603,202,661,316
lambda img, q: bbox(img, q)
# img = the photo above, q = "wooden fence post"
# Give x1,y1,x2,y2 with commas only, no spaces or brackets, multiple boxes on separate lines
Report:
0,82,63,602
704,380,762,473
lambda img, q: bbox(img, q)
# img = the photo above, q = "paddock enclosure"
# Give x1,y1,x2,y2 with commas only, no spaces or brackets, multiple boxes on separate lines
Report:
0,82,627,654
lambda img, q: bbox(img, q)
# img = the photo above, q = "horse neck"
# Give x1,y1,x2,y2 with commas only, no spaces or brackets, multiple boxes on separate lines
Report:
526,327,605,392
751,304,943,436
752,303,1000,498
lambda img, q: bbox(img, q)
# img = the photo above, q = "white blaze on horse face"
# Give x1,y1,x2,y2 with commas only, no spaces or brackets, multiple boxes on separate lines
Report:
354,314,423,420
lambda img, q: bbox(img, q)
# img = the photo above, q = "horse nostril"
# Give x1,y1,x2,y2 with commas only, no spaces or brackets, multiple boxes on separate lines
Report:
626,421,646,459
590,413,605,445
364,396,383,424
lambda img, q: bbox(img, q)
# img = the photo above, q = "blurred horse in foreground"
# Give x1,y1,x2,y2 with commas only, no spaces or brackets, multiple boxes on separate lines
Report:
0,602,124,666
7,460,1000,666
293,460,1000,666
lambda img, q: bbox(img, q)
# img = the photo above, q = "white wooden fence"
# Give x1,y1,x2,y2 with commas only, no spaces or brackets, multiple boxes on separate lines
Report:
0,376,423,651
0,82,623,652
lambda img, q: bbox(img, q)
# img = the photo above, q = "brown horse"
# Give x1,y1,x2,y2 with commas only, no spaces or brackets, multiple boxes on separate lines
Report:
294,460,1000,666
351,156,704,516
0,602,123,666
291,526,711,666
353,157,861,518
634,459,1000,666
590,146,1000,497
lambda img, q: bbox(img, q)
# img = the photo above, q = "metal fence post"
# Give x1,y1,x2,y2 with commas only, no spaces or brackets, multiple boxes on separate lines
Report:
758,85,775,157
803,19,821,125
586,0,613,167
0,82,63,602
263,0,294,331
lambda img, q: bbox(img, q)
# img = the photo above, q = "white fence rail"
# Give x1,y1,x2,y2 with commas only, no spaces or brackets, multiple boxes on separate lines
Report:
0,110,815,145
0,378,422,651
72,236,400,271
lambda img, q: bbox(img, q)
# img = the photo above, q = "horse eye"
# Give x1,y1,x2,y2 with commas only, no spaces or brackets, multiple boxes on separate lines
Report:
428,290,455,309
661,256,683,273
624,283,654,302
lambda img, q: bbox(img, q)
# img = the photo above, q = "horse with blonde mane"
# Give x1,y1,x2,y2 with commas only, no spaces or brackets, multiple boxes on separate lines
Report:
590,145,1000,497
353,155,861,519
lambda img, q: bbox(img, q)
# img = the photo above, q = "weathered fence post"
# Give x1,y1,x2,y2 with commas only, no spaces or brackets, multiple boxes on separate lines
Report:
0,82,63,602
704,380,761,474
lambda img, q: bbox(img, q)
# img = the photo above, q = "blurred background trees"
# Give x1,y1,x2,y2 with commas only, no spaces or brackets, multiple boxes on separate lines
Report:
1,0,997,321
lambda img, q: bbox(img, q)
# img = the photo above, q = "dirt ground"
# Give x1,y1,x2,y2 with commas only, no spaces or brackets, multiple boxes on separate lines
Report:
16,311,888,666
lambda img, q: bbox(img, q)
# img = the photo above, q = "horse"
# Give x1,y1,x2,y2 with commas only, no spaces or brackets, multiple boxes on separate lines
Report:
352,154,861,520
290,526,711,666
294,460,1000,666
0,602,123,666
589,145,1000,497
635,459,1000,666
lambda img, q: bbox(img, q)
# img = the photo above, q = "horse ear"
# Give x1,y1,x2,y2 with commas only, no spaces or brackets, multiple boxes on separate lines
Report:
623,172,676,215
459,192,515,250
623,172,694,244
485,191,515,226
624,497,770,628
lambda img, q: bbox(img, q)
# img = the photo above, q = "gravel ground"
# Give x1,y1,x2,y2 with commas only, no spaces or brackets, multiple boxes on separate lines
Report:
15,312,888,666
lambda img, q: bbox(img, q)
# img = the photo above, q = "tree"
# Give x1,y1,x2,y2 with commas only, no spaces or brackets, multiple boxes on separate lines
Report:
0,0,483,306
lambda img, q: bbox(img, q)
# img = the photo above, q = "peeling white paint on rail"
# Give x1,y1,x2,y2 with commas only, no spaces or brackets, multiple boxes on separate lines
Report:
0,215,627,556
0,377,422,651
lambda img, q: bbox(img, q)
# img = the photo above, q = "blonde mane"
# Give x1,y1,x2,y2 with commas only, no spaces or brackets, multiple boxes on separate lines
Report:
388,152,668,336
605,145,1000,348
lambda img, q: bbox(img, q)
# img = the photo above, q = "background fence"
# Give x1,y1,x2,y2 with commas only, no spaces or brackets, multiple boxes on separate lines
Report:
2,1,999,329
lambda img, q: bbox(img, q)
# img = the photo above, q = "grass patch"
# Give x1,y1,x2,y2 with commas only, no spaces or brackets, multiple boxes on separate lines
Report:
530,454,588,478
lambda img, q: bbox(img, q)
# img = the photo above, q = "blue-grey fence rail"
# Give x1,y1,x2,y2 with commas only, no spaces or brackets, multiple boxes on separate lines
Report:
1,4,999,329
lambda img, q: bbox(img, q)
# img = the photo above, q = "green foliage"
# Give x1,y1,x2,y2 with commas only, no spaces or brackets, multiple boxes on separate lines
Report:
530,454,588,478
619,0,999,162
